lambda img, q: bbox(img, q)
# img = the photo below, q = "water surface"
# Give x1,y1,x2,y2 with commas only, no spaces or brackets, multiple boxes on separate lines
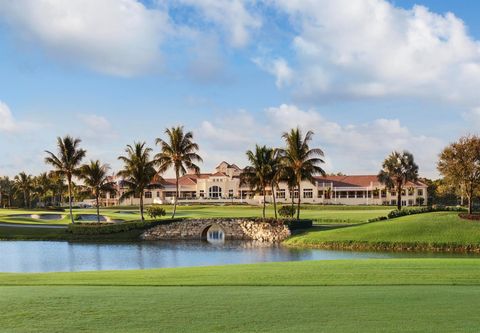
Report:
1,240,476,273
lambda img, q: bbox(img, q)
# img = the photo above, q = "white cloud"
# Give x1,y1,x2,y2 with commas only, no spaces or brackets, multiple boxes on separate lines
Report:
253,57,294,88
176,0,261,47
270,0,480,106
0,101,37,133
197,104,443,177
0,0,170,76
77,114,117,141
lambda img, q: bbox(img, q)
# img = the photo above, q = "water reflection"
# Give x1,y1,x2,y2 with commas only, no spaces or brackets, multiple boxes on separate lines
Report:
0,240,478,273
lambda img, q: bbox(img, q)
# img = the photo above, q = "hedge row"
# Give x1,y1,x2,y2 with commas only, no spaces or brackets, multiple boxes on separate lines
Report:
67,219,183,235
387,206,466,219
284,219,313,230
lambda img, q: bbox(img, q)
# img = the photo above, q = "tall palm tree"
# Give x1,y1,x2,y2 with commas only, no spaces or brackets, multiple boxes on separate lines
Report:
79,160,117,223
155,126,202,218
45,136,86,224
280,128,326,220
378,151,419,211
117,142,157,221
240,145,277,218
14,172,34,208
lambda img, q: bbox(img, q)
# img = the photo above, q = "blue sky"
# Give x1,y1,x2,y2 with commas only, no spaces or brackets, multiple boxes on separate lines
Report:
0,0,479,178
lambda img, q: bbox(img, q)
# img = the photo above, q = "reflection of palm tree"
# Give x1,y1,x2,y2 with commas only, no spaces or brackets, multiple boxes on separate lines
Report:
279,128,326,220
79,160,117,223
118,142,157,221
45,136,86,224
155,126,202,218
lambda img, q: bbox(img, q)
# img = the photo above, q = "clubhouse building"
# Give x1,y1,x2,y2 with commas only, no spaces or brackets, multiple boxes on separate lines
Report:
100,161,428,207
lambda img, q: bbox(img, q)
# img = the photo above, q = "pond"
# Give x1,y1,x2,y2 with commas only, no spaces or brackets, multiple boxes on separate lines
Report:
0,240,477,273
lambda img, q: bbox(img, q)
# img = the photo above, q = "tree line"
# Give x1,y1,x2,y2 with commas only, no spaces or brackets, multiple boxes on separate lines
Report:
1,128,479,222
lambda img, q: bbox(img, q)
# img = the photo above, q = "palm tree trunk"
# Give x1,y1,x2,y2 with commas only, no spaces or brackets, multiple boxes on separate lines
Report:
468,188,473,214
262,187,266,219
96,194,100,224
172,171,179,219
67,177,74,224
397,184,402,211
23,191,27,208
296,182,301,220
140,192,145,222
272,182,277,219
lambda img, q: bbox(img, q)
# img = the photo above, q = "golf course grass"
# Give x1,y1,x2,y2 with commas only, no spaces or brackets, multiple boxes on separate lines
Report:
1,259,480,332
0,205,393,225
285,211,480,251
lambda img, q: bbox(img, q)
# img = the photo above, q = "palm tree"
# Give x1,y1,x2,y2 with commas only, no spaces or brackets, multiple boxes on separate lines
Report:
155,126,202,218
14,172,34,208
280,128,326,220
0,176,14,208
268,149,283,219
378,151,419,211
79,160,117,223
45,136,86,224
241,145,275,218
34,172,53,207
117,142,157,221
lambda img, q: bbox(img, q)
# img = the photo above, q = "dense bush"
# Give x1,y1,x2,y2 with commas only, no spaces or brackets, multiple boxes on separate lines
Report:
146,205,166,219
67,219,182,235
284,219,313,230
387,206,466,219
278,205,296,218
367,216,388,223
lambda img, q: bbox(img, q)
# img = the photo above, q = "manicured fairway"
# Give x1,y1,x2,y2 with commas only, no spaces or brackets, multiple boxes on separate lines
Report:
285,211,480,250
0,205,393,225
1,259,480,332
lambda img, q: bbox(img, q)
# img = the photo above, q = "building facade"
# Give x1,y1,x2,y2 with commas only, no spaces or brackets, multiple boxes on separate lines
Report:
100,161,428,207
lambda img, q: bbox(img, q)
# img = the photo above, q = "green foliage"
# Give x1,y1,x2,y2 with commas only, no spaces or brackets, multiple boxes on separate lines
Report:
278,205,296,218
146,205,166,219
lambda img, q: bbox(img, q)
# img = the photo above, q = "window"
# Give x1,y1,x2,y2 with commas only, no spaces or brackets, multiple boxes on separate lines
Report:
145,191,152,199
417,189,424,196
339,191,348,198
199,190,205,198
209,186,222,198
390,191,396,196
303,189,313,198
381,190,387,198
156,191,160,198
356,191,364,198
290,190,299,199
408,188,415,196
317,190,323,198
408,199,414,206
110,192,116,199
348,191,356,198
401,190,406,196
277,189,286,199
391,199,397,205
228,189,234,198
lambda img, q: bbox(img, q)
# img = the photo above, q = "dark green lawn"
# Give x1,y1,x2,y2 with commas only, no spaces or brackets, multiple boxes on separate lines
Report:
285,211,480,250
1,259,480,332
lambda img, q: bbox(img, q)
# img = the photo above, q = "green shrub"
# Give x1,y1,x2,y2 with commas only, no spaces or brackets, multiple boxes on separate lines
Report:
278,205,296,218
284,219,313,230
387,206,466,219
146,205,166,219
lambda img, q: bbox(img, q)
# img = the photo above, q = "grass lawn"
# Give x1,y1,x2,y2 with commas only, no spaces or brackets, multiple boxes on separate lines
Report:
1,259,480,332
0,205,393,225
285,211,480,251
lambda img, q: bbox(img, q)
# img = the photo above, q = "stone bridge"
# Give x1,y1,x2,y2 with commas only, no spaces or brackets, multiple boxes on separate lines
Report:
141,218,291,243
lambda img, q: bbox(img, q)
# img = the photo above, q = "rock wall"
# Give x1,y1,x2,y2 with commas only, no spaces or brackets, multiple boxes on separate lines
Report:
141,218,290,243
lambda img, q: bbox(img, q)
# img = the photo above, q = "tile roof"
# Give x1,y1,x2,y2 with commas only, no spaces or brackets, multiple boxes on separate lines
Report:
315,175,426,188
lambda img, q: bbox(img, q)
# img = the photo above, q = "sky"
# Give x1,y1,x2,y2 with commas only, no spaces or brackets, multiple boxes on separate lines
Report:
0,0,479,179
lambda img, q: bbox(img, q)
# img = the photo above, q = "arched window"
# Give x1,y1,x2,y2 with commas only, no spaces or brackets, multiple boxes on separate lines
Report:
209,186,222,198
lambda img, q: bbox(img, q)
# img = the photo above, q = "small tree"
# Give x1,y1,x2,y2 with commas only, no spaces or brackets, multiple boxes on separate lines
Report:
79,160,117,223
278,205,296,218
14,172,34,208
146,205,166,219
118,142,157,221
438,135,480,214
378,151,419,211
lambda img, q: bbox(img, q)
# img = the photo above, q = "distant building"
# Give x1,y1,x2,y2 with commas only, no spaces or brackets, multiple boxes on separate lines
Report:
100,161,428,207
